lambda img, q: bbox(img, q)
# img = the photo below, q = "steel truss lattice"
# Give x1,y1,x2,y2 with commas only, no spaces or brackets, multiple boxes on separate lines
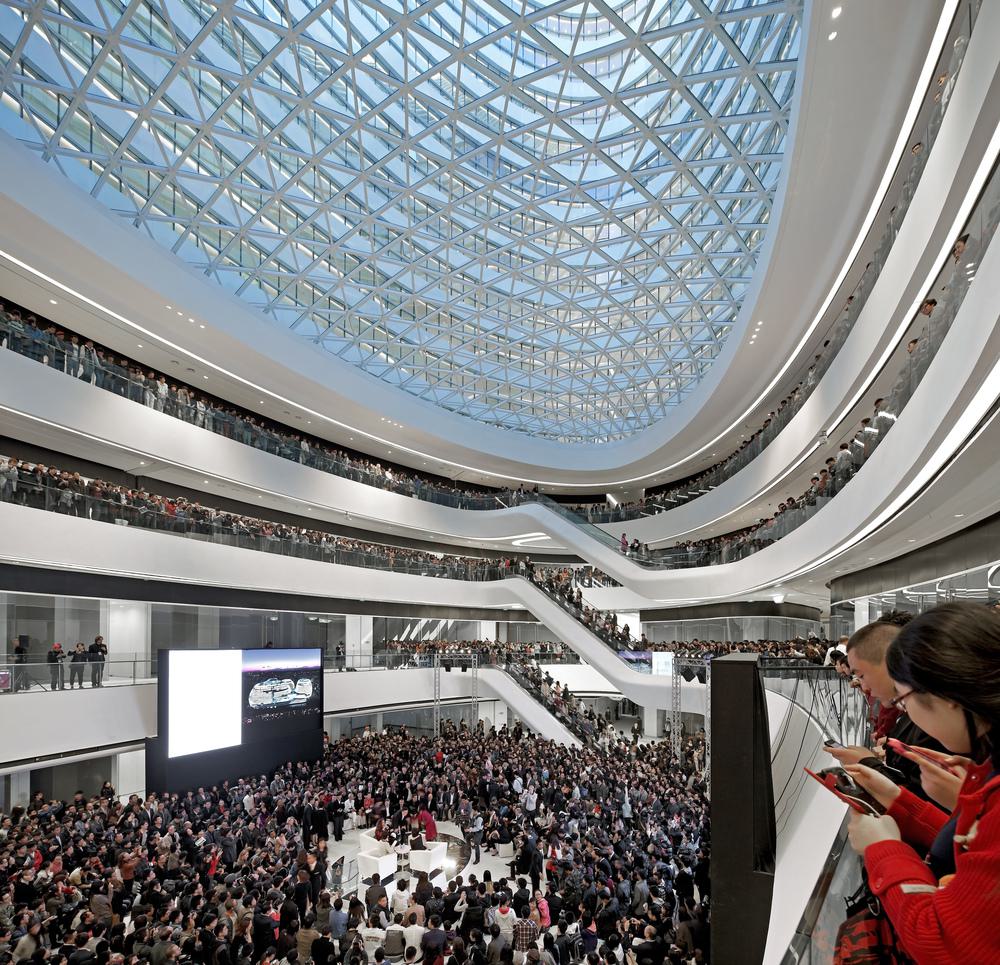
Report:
0,0,800,442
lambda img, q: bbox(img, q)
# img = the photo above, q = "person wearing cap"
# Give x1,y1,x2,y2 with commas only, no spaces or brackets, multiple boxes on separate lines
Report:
47,642,66,690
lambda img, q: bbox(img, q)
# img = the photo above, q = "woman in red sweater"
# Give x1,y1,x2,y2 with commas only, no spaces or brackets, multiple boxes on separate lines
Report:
843,602,1000,965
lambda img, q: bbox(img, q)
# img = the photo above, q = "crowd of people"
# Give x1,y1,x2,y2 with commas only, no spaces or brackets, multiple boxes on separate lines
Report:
372,640,613,745
0,302,817,528
378,641,575,667
0,727,712,965
1,207,984,577
0,456,516,583
815,603,1000,963
638,639,830,664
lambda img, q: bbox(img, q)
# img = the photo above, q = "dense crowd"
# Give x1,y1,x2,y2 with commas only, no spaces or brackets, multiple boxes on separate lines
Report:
646,640,830,663
379,641,574,666
0,730,712,965
374,640,613,744
0,302,831,527
0,457,514,583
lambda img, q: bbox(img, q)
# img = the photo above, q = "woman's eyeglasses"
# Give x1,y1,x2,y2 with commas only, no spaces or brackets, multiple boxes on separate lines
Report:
889,689,916,711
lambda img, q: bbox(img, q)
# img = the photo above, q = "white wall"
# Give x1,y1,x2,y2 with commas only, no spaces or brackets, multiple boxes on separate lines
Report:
0,665,581,763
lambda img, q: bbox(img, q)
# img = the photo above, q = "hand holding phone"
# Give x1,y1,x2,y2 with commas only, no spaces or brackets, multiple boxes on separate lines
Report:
804,767,886,816
886,738,958,775
824,739,844,749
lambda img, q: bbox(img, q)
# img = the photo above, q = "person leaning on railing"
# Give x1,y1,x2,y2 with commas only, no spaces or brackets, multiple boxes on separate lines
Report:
841,603,1000,965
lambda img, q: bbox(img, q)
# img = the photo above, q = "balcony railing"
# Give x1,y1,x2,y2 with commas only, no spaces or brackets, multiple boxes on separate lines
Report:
0,0,983,534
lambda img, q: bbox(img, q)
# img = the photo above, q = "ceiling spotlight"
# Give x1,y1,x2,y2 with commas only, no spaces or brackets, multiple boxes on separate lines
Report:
831,5,842,18
828,30,838,40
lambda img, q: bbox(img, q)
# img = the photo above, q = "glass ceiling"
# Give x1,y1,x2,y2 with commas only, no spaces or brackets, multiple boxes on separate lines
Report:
0,0,800,442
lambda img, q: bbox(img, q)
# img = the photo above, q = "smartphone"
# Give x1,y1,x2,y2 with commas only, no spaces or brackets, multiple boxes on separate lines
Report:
824,739,845,749
886,738,957,775
804,767,885,816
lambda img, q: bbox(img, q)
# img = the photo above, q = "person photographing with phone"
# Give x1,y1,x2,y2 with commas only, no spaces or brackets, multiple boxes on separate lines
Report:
839,602,1000,965
825,611,946,801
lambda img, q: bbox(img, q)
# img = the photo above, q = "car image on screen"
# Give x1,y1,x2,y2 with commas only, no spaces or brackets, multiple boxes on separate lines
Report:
247,676,313,708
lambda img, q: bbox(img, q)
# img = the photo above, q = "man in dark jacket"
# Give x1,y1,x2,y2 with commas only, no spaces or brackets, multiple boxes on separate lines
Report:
829,613,945,800
89,635,107,687
69,643,89,689
47,642,65,690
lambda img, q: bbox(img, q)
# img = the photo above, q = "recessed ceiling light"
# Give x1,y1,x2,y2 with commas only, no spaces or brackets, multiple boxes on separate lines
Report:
831,5,842,18
203,375,208,379
188,317,195,323
203,479,209,484
907,538,916,543
954,513,965,518
165,304,172,309
137,343,143,348
175,310,183,316
199,324,205,329
139,461,145,466
49,298,57,304
828,30,838,40
259,400,264,404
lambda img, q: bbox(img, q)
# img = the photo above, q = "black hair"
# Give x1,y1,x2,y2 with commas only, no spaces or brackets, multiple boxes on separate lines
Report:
886,602,1000,767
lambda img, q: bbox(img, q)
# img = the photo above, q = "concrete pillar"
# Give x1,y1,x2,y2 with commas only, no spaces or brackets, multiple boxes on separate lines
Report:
493,702,508,729
642,705,659,738
107,602,151,679
8,770,30,808
196,606,220,648
344,615,373,668
478,620,496,641
111,749,146,801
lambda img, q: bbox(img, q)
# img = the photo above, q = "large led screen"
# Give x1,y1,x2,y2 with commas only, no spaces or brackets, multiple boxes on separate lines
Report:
167,650,242,758
165,648,322,758
241,649,323,740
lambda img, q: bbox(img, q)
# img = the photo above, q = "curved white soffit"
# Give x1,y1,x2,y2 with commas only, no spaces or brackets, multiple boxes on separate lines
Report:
0,1,950,486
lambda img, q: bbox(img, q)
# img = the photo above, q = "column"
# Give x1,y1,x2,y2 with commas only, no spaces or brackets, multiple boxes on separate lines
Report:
344,615,373,668
107,602,152,680
642,705,659,738
478,620,497,641
111,749,146,801
7,770,30,808
196,606,220,648
493,702,508,729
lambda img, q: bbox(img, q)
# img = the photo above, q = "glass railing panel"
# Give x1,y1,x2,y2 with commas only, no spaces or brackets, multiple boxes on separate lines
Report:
758,661,870,747
780,820,864,965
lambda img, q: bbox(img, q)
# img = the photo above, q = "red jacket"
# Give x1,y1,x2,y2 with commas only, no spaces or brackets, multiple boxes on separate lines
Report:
864,760,1000,964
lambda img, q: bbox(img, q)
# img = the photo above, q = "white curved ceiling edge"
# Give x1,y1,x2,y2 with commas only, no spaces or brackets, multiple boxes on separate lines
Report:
1,215,998,614
0,1,944,487
2,61,997,565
